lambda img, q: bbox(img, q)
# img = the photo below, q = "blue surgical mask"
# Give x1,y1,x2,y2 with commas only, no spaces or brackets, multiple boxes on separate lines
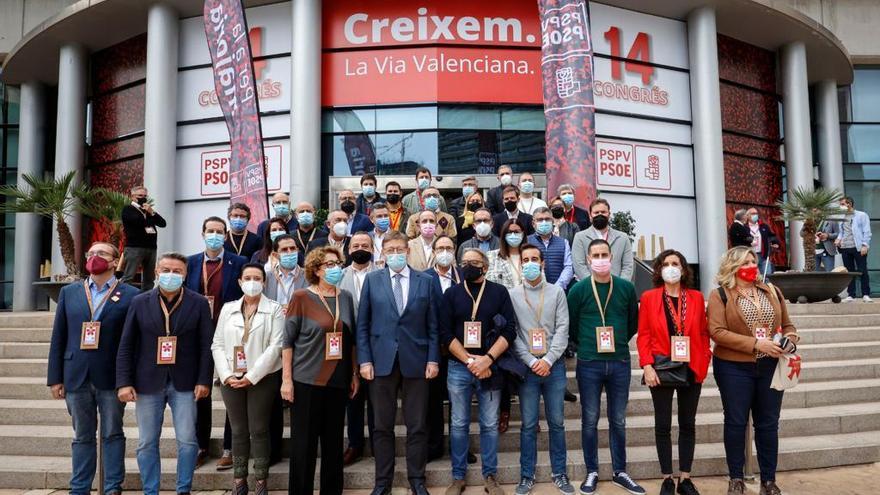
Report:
204,233,224,250
561,193,575,206
522,262,542,282
505,232,523,247
425,196,439,211
279,252,298,269
273,203,290,217
270,230,285,242
536,220,553,236
376,217,390,231
297,212,314,227
418,178,430,190
158,272,184,291
323,265,343,286
751,214,759,223
229,217,248,232
462,185,475,198
362,185,376,197
521,181,534,193
386,253,407,272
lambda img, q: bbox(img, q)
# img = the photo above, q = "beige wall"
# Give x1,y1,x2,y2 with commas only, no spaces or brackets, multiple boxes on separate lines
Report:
0,0,76,59
780,0,880,63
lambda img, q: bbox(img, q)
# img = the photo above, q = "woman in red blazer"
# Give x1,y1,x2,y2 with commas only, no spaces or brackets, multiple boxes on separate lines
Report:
637,249,711,495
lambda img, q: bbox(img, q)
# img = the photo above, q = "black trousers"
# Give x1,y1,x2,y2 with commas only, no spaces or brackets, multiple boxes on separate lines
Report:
369,363,429,487
426,356,448,457
196,394,233,451
346,381,375,451
269,386,284,463
289,381,346,495
649,382,702,475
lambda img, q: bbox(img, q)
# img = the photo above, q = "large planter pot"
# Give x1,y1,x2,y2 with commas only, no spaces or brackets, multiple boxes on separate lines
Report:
767,271,861,304
32,280,78,304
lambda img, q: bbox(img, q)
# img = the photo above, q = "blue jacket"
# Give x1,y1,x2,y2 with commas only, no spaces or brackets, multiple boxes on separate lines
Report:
116,288,214,393
356,267,440,378
185,250,247,304
348,213,375,235
47,280,139,391
846,210,872,249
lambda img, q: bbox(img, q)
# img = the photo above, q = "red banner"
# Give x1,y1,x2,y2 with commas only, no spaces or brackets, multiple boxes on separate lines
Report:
203,0,269,226
538,0,596,212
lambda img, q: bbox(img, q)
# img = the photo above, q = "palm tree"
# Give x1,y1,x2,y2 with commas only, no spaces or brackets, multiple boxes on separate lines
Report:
78,187,134,248
0,171,89,279
777,187,846,272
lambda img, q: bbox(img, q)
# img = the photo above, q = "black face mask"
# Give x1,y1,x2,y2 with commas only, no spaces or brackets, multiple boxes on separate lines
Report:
551,206,565,219
467,202,482,212
136,197,147,206
386,193,401,204
504,200,518,212
461,264,484,282
341,200,356,215
350,249,372,265
591,214,609,230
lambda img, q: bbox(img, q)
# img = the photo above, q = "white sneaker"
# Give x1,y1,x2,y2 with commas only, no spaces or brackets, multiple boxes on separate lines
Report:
843,296,855,303
864,295,874,303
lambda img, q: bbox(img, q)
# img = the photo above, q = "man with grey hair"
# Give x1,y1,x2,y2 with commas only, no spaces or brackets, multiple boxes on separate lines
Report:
556,184,590,230
121,186,167,291
728,209,753,248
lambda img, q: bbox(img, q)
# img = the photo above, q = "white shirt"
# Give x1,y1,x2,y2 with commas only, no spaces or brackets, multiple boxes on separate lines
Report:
750,223,762,253
420,237,434,262
351,263,372,301
518,196,547,215
388,265,411,308
372,230,386,261
438,270,455,293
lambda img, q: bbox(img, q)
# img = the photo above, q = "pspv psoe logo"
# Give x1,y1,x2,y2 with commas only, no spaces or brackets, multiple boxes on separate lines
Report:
198,27,282,107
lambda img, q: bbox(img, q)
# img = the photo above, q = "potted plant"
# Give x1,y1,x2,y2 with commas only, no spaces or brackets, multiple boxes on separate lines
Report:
769,187,860,303
79,187,133,248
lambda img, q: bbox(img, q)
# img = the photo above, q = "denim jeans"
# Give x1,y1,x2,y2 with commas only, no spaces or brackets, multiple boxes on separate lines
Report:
576,359,630,473
135,380,199,494
447,360,500,479
65,385,126,494
713,356,784,482
840,247,872,297
519,360,567,479
814,252,835,272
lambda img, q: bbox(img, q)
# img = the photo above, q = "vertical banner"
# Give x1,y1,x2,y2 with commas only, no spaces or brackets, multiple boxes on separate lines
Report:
203,0,270,226
538,0,597,211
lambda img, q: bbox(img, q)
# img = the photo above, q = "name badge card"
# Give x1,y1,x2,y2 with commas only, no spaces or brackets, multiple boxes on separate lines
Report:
325,332,342,360
671,335,691,362
596,326,615,353
157,336,177,365
206,296,215,315
755,327,768,340
145,226,157,234
529,329,547,355
464,321,482,348
80,321,100,350
233,345,247,373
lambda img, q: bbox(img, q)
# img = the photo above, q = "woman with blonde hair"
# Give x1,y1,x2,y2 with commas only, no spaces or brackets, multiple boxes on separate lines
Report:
455,191,486,245
707,246,798,495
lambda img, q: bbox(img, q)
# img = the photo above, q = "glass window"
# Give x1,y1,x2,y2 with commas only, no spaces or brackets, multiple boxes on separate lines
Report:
501,107,545,131
4,129,18,168
499,132,546,173
325,109,376,133
844,164,880,180
439,106,500,130
843,182,880,219
843,124,880,163
851,69,880,122
375,106,436,131
438,131,500,175
375,132,438,174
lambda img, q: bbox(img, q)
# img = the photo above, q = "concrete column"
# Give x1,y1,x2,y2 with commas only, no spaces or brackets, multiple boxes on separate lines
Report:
781,42,814,271
13,82,47,310
687,7,728,295
52,43,87,278
143,3,179,255
815,79,844,193
290,0,322,205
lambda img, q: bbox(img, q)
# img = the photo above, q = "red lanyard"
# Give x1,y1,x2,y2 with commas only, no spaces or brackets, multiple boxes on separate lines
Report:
663,289,687,336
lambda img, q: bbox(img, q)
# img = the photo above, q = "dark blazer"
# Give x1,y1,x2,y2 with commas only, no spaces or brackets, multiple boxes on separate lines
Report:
292,227,327,266
307,236,352,266
485,185,505,215
754,222,780,256
728,221,753,248
567,206,591,231
224,230,262,260
349,213,375,235
492,211,535,237
47,280,139,391
457,235,501,261
423,267,461,295
185,250,247,303
256,216,298,239
356,193,384,216
356,267,440,378
116,288,214,393
447,196,466,219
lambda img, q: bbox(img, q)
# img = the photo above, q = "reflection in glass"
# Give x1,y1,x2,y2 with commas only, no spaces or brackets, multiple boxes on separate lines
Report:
843,182,880,219
376,107,437,131
851,69,880,123
499,132,545,173
439,131,499,175
439,106,500,130
501,107,545,131
843,124,880,163
375,132,438,174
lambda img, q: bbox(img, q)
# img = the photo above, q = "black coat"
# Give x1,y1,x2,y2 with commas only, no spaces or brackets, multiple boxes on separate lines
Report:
729,221,753,247
492,211,535,237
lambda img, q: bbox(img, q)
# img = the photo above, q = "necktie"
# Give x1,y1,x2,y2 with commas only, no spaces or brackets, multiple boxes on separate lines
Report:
393,273,404,314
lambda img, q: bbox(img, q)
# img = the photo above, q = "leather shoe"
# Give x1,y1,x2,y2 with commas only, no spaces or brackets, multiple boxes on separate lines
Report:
215,449,233,470
467,451,477,464
411,482,430,495
564,389,577,402
370,486,391,495
194,449,209,469
498,410,510,434
343,447,363,466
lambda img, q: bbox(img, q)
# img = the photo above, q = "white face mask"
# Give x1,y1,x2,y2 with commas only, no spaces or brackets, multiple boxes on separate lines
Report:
241,280,263,297
475,222,492,238
661,266,682,284
332,221,347,237
435,251,455,267
500,174,512,186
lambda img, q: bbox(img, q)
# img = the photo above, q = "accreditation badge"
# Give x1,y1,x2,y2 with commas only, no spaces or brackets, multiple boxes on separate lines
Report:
157,336,177,365
325,332,342,360
206,296,215,315
80,321,100,350
529,328,547,355
464,321,482,348
144,226,157,234
233,345,247,373
671,335,691,362
596,326,615,353
755,327,769,340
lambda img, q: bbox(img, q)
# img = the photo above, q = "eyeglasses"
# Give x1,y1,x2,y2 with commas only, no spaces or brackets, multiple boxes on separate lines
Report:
384,247,407,255
86,250,113,258
460,261,485,268
473,219,490,224
321,260,344,268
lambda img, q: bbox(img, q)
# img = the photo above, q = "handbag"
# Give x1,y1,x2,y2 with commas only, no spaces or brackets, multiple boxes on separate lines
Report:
771,352,802,391
642,354,689,388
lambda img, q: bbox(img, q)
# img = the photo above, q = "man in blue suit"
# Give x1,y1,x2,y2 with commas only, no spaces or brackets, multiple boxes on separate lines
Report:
339,188,375,235
357,230,440,495
47,241,139,495
185,216,247,469
116,252,214,495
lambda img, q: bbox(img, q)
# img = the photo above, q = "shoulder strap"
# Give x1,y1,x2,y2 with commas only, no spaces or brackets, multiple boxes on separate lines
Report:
717,286,727,306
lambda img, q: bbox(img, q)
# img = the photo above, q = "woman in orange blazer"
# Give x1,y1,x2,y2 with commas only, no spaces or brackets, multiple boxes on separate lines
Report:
637,249,711,495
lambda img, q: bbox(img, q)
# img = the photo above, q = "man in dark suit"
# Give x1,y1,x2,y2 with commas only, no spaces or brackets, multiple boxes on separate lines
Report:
729,209,753,247
556,183,591,230
224,202,262,260
492,185,535,237
185,216,246,469
256,192,298,238
47,241,139,495
339,189,375,234
448,176,478,219
485,165,513,215
308,209,352,265
357,231,440,495
357,173,384,216
120,186,167,291
116,252,214,495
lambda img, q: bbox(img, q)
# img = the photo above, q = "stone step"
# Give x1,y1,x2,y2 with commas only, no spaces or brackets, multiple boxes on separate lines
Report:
0,312,54,329
0,430,877,490
785,302,880,315
0,328,52,343
788,313,880,329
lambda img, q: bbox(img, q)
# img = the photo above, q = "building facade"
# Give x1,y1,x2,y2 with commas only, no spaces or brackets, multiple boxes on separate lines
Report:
0,0,875,309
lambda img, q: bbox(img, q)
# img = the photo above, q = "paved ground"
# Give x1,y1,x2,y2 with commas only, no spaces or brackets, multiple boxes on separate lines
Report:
1,462,876,494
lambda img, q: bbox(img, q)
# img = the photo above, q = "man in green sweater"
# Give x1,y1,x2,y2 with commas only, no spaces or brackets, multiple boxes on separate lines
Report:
567,238,645,495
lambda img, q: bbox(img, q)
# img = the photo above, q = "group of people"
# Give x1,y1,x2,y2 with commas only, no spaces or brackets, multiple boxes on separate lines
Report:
48,169,801,495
